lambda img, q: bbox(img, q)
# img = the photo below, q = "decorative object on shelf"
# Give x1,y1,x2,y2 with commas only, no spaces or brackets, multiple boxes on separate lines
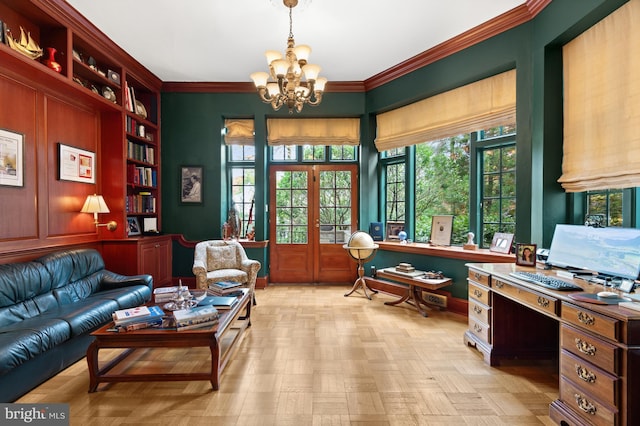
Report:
57,143,95,183
42,47,62,73
225,204,241,240
398,230,408,244
343,231,379,300
0,19,5,45
515,243,537,266
126,216,141,236
101,86,117,103
86,56,97,71
107,69,120,85
463,231,477,250
6,26,43,60
80,194,117,231
134,100,147,119
429,215,454,246
72,48,82,62
250,0,327,113
0,128,24,187
386,221,405,241
369,222,384,241
489,232,514,254
180,166,203,203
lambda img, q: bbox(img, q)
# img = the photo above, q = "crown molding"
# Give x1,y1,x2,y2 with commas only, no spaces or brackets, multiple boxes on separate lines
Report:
162,81,365,93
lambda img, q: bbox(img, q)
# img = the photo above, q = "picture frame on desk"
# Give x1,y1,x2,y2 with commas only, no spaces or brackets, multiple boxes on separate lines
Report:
386,221,404,240
0,128,24,187
180,166,203,204
490,232,514,254
430,215,453,246
127,216,141,236
515,243,537,266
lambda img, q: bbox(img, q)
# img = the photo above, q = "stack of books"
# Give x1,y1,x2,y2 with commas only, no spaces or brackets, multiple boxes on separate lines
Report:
153,286,183,303
112,305,165,331
208,281,243,296
395,263,416,273
173,305,220,331
199,295,241,311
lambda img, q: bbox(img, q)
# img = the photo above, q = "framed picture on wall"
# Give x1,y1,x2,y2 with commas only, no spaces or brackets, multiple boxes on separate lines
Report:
58,143,95,184
180,166,203,203
515,243,537,266
0,128,24,187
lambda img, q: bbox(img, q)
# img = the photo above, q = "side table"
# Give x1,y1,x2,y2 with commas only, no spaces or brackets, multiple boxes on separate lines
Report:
376,268,452,317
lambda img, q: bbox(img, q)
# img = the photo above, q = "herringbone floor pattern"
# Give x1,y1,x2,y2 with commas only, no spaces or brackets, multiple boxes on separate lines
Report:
18,285,559,425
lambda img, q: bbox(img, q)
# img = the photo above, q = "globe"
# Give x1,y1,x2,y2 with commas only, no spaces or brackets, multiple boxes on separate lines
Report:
345,231,378,260
398,231,407,241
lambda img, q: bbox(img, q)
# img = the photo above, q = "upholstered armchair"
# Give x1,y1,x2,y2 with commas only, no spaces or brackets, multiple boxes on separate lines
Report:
192,240,261,302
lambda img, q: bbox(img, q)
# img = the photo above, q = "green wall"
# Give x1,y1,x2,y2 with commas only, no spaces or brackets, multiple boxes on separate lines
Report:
162,0,630,287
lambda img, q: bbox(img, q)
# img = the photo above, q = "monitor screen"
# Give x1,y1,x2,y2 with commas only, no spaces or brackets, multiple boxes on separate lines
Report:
546,224,640,280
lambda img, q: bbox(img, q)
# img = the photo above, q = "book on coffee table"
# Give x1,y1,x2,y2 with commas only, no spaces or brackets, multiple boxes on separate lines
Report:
198,295,240,310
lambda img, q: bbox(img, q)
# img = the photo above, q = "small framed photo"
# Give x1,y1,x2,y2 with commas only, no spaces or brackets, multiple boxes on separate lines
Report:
0,128,24,187
490,232,514,254
430,215,454,246
515,243,537,266
386,221,405,240
181,166,203,203
127,216,141,236
58,143,95,184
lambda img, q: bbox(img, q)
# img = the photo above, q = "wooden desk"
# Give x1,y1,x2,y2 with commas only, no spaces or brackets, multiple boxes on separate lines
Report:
376,268,452,317
465,263,640,426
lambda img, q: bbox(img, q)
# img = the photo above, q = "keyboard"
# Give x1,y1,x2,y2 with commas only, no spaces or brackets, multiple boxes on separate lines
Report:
509,271,583,291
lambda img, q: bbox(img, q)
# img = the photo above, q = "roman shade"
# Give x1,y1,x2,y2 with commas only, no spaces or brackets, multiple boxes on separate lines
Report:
559,0,640,192
374,69,516,152
375,70,516,152
224,119,255,145
267,118,360,146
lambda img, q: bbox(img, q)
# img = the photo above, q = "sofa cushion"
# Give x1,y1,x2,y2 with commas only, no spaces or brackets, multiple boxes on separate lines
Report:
48,297,120,337
0,318,71,375
206,245,238,271
36,249,105,289
0,292,60,327
53,273,104,304
0,262,53,309
93,285,152,310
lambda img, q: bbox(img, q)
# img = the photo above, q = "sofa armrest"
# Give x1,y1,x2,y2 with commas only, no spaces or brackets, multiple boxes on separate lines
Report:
192,259,208,289
100,270,153,292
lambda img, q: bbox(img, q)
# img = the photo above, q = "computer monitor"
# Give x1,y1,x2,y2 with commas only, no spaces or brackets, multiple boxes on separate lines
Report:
546,224,640,280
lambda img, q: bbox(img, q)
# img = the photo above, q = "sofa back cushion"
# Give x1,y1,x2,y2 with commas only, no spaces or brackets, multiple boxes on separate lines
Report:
0,262,52,309
206,245,239,271
36,248,105,289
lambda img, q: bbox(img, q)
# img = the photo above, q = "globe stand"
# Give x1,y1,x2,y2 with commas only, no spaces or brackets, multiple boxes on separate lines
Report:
343,235,379,299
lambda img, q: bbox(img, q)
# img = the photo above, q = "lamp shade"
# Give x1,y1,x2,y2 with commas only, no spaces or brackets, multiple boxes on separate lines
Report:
80,194,110,214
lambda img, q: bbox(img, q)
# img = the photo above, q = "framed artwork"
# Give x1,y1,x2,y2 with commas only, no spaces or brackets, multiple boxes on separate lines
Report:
181,166,203,203
386,221,405,240
515,243,537,266
127,216,141,236
0,128,24,187
58,143,95,184
430,215,454,246
490,232,514,254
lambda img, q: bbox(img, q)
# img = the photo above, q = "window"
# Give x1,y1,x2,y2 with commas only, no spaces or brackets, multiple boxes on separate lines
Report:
272,145,358,163
225,119,256,238
230,168,256,238
381,149,405,223
415,135,470,244
586,189,623,226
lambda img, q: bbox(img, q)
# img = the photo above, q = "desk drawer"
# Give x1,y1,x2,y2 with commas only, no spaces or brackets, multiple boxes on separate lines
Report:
468,281,490,305
468,298,490,325
468,316,490,344
562,302,619,342
468,268,490,287
492,278,559,317
560,376,617,426
561,324,619,374
561,349,618,406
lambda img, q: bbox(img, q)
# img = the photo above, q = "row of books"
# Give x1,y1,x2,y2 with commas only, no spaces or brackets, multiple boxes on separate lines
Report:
127,164,157,187
127,140,155,165
125,193,156,214
125,115,154,141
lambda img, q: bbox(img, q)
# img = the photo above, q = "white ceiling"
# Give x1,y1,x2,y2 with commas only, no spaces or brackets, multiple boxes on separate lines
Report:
65,0,526,83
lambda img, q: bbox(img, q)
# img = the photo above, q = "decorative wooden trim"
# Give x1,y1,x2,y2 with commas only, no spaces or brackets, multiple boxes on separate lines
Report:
376,241,515,263
162,81,365,93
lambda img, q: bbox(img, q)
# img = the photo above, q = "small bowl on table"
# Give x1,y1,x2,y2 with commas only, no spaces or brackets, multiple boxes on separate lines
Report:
190,289,208,305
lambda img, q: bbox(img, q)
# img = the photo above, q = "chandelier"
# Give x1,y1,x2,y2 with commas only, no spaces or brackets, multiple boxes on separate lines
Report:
250,0,327,114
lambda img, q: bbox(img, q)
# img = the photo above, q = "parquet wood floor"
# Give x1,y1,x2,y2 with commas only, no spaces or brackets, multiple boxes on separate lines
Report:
18,285,559,425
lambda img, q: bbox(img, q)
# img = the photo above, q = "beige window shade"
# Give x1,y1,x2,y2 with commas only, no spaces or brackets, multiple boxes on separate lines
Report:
224,119,255,145
267,118,360,146
559,0,640,192
375,69,516,152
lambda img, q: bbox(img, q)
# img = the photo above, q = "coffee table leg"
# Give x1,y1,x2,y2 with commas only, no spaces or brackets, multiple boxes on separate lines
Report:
210,338,221,390
86,339,99,392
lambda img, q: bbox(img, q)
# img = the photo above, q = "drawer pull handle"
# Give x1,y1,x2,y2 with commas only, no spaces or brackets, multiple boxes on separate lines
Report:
575,338,596,356
473,306,483,315
537,296,549,308
473,324,483,333
575,364,596,383
574,393,596,415
577,311,595,326
473,272,481,280
495,281,504,289
473,289,483,298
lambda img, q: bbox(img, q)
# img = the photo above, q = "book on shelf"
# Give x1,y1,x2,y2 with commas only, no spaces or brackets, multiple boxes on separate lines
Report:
199,295,240,310
173,305,219,328
112,305,164,326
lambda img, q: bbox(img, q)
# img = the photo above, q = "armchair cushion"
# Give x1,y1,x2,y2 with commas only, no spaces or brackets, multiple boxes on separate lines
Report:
206,245,238,271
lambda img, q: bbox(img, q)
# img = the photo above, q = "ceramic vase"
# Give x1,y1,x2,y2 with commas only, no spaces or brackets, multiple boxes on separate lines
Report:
43,47,62,73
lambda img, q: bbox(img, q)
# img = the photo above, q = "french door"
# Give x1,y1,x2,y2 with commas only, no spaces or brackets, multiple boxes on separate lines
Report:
269,164,358,283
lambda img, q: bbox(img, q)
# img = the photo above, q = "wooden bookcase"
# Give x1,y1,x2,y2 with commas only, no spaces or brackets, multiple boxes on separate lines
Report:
0,0,163,249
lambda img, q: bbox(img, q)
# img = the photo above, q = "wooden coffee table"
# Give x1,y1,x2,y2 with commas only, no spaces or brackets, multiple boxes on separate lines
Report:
86,288,251,392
